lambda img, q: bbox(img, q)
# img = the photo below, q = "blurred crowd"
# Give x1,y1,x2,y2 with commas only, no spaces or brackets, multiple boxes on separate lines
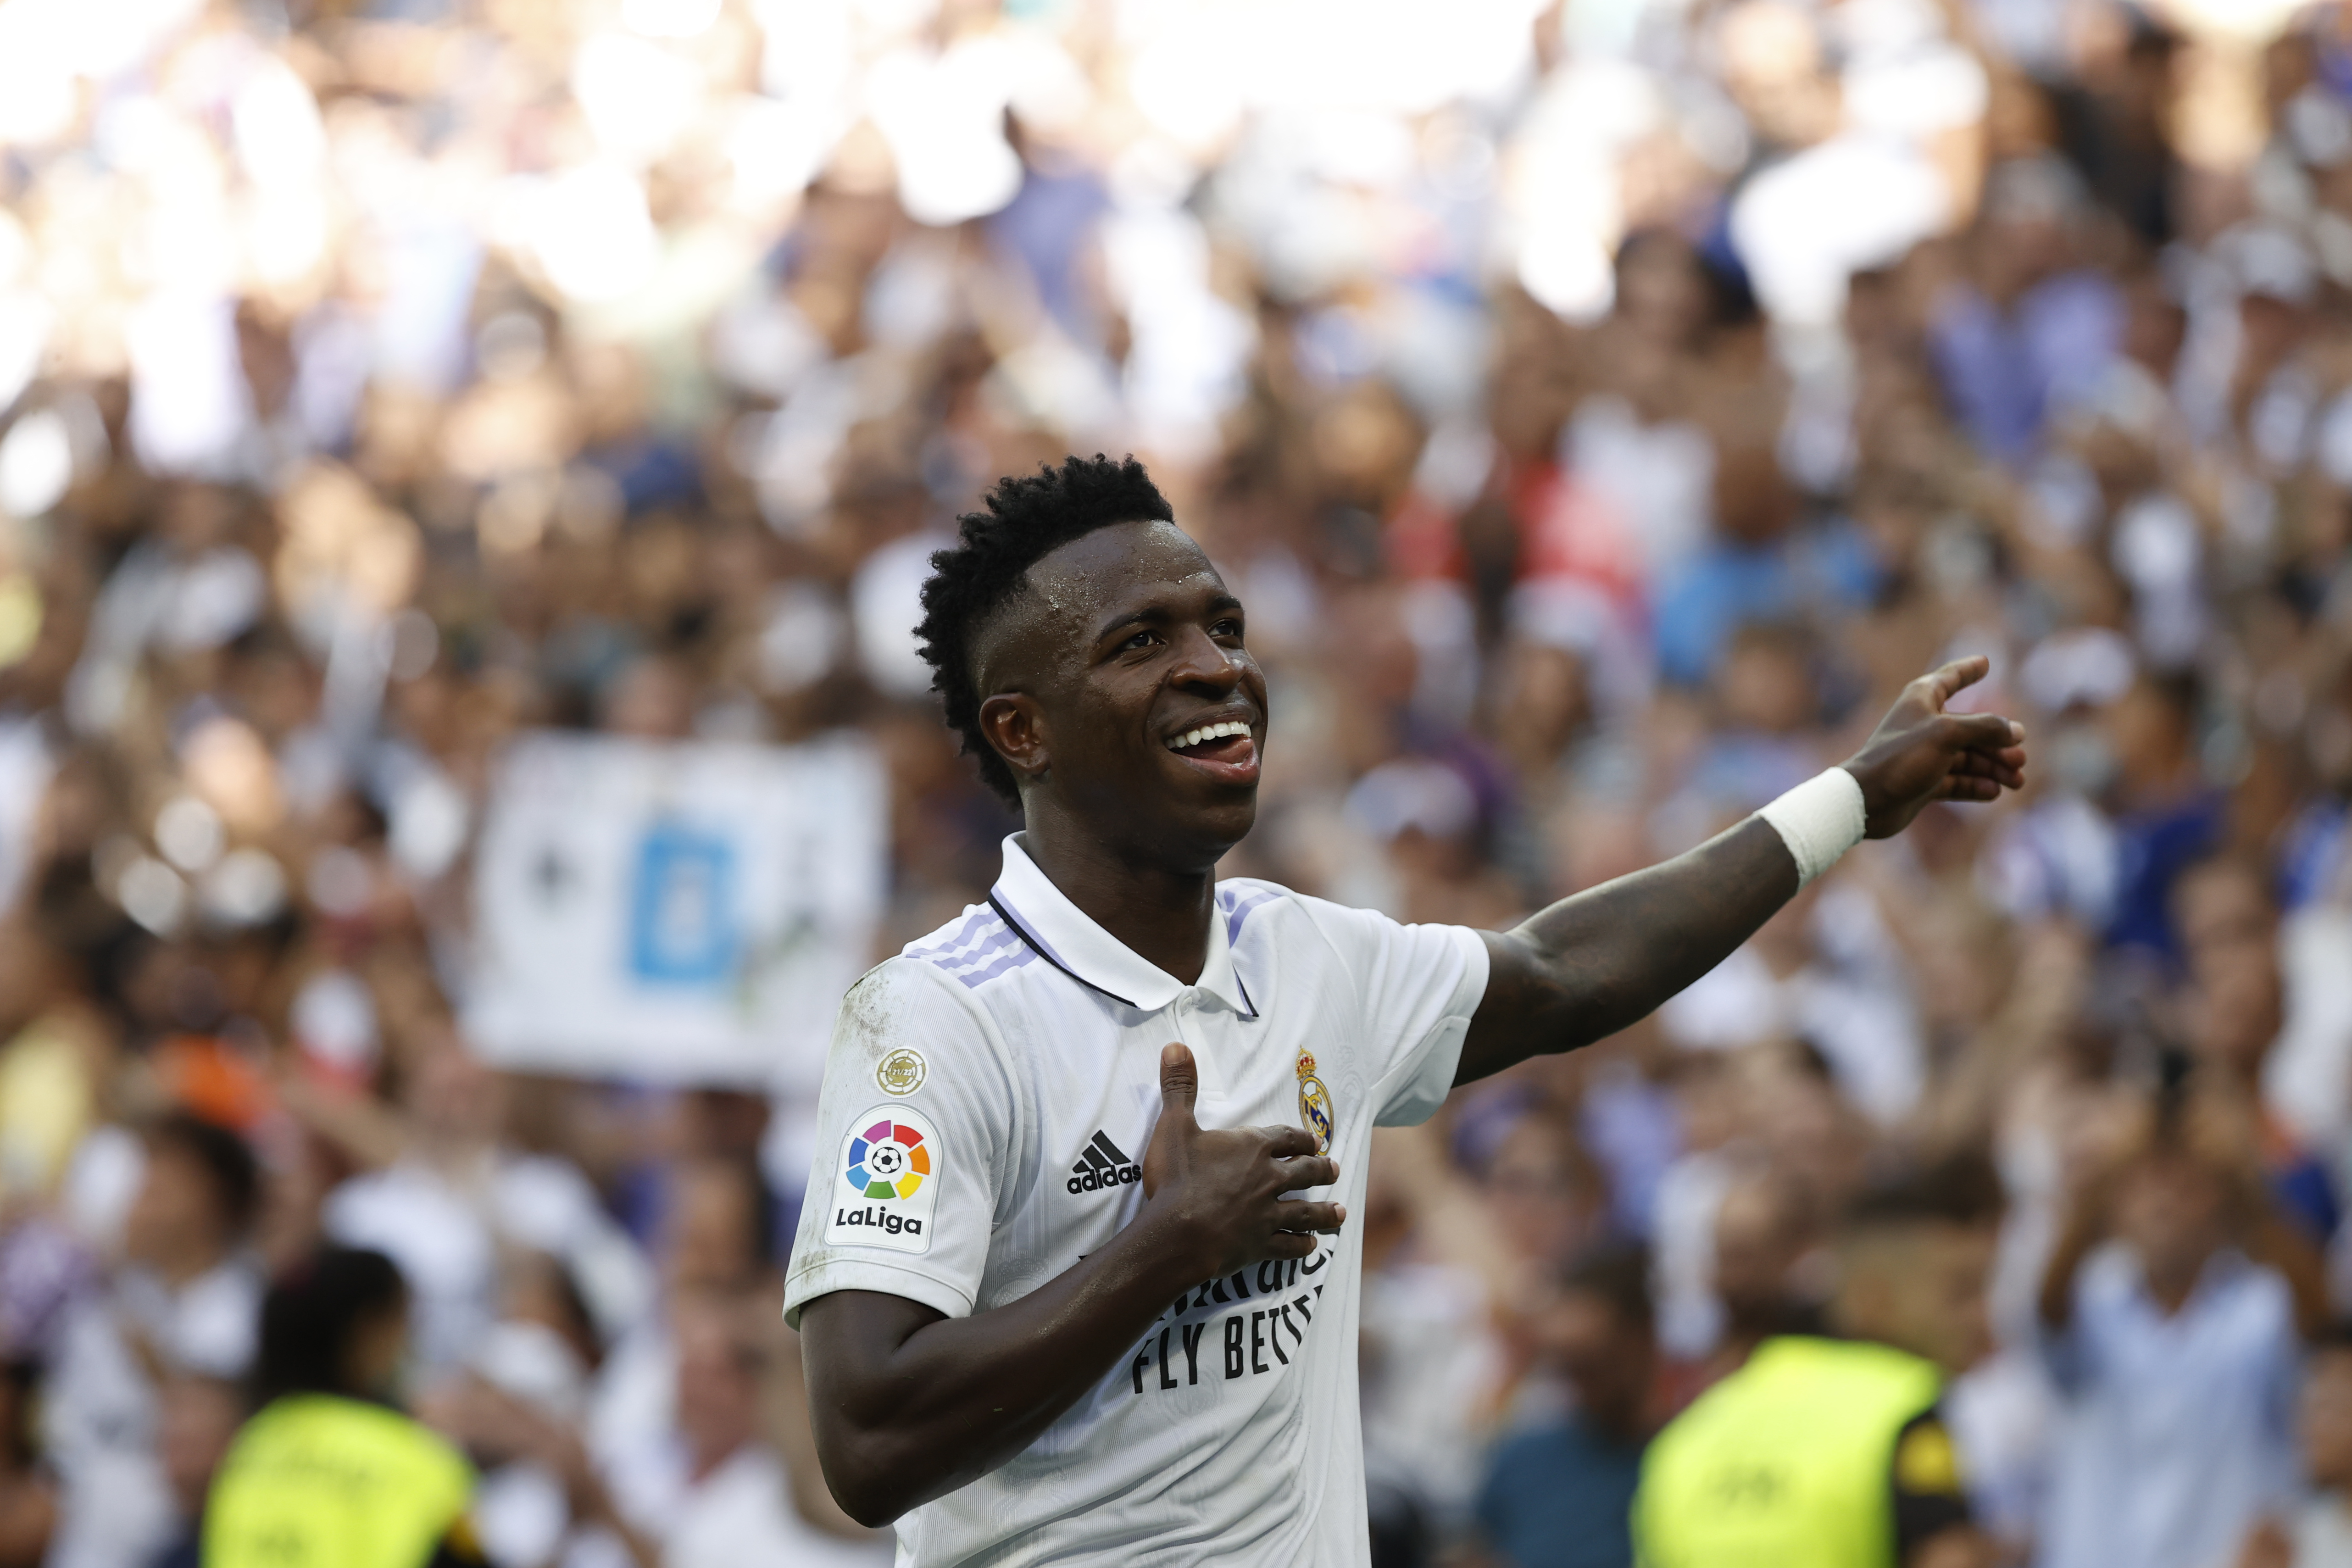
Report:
0,0,2347,1564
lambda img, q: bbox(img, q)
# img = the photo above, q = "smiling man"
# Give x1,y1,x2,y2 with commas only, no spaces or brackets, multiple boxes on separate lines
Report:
784,455,2027,1567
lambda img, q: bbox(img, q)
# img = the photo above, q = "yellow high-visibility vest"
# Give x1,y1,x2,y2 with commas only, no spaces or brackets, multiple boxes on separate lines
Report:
1634,1336,1943,1568
204,1394,473,1568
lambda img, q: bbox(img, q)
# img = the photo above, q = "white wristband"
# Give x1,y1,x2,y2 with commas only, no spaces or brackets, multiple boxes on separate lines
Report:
1756,768,1867,889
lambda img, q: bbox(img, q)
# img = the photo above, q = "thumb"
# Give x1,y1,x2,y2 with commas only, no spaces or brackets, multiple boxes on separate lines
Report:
1158,1043,1200,1126
1143,1044,1198,1201
1924,655,1991,709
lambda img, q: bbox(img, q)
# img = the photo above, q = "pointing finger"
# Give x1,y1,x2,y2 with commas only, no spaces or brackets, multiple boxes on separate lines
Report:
1945,711,2022,751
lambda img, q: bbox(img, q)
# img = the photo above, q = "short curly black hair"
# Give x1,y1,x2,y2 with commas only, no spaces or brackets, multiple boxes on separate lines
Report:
914,454,1175,803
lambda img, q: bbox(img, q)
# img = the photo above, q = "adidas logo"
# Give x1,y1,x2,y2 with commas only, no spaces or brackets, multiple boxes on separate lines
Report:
1067,1130,1142,1195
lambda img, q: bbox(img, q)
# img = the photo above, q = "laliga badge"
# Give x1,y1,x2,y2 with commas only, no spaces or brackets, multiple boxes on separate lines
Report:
1296,1050,1334,1154
825,1103,941,1255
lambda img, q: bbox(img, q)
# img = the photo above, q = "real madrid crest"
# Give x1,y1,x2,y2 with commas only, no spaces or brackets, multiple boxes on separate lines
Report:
1296,1049,1334,1154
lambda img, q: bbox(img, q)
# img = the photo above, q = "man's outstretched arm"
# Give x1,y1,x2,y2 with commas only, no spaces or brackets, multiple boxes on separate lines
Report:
1455,657,2026,1084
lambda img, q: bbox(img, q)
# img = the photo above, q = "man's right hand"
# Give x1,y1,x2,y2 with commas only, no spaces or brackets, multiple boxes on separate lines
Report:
1138,1042,1344,1278
803,1042,1350,1526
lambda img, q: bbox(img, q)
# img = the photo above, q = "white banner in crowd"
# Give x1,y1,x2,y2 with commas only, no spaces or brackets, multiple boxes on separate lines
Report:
465,731,886,1091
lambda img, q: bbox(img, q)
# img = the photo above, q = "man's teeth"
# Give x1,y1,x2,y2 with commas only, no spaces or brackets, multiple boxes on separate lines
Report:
1168,721,1252,753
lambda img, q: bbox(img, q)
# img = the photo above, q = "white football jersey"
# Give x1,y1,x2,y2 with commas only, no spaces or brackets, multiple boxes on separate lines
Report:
784,834,1488,1568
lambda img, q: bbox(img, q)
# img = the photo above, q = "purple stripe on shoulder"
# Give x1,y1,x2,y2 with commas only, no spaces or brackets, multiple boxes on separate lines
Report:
909,907,991,961
916,927,1013,976
939,926,1022,975
955,946,1039,989
1222,886,1282,945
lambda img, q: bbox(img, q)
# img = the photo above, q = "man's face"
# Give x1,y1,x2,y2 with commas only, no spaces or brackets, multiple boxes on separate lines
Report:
1841,1222,1995,1376
665,1160,759,1293
1713,1179,1807,1329
674,1301,762,1473
2174,860,2274,966
2182,946,2283,1079
2113,1150,2230,1290
1536,1290,1653,1440
977,521,1268,868
1484,1117,1601,1274
124,1143,226,1269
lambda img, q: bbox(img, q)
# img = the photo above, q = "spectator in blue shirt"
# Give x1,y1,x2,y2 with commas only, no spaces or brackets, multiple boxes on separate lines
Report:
1472,1243,1657,1568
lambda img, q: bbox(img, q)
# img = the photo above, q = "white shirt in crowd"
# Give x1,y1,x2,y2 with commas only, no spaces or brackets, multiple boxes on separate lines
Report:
325,1149,653,1376
2037,1246,2299,1568
657,1446,887,1568
44,1258,261,1568
783,834,1489,1568
1359,1255,1502,1530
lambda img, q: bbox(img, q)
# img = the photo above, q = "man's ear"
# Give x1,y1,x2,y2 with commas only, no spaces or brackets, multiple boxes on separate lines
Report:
978,693,1048,787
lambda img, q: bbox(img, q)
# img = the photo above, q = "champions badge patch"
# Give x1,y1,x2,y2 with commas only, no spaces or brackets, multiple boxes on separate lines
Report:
876,1047,926,1096
1296,1050,1334,1154
824,1103,941,1255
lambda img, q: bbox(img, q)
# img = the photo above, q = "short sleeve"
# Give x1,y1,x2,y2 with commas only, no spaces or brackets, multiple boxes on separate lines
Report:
1290,897,1490,1128
782,959,1013,1330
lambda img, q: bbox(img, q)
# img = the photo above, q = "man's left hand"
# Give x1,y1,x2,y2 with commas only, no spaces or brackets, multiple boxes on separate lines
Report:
1842,656,2027,840
1455,653,2030,1086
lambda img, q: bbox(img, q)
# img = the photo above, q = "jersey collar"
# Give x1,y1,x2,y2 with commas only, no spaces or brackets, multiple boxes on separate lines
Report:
989,834,1255,1017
